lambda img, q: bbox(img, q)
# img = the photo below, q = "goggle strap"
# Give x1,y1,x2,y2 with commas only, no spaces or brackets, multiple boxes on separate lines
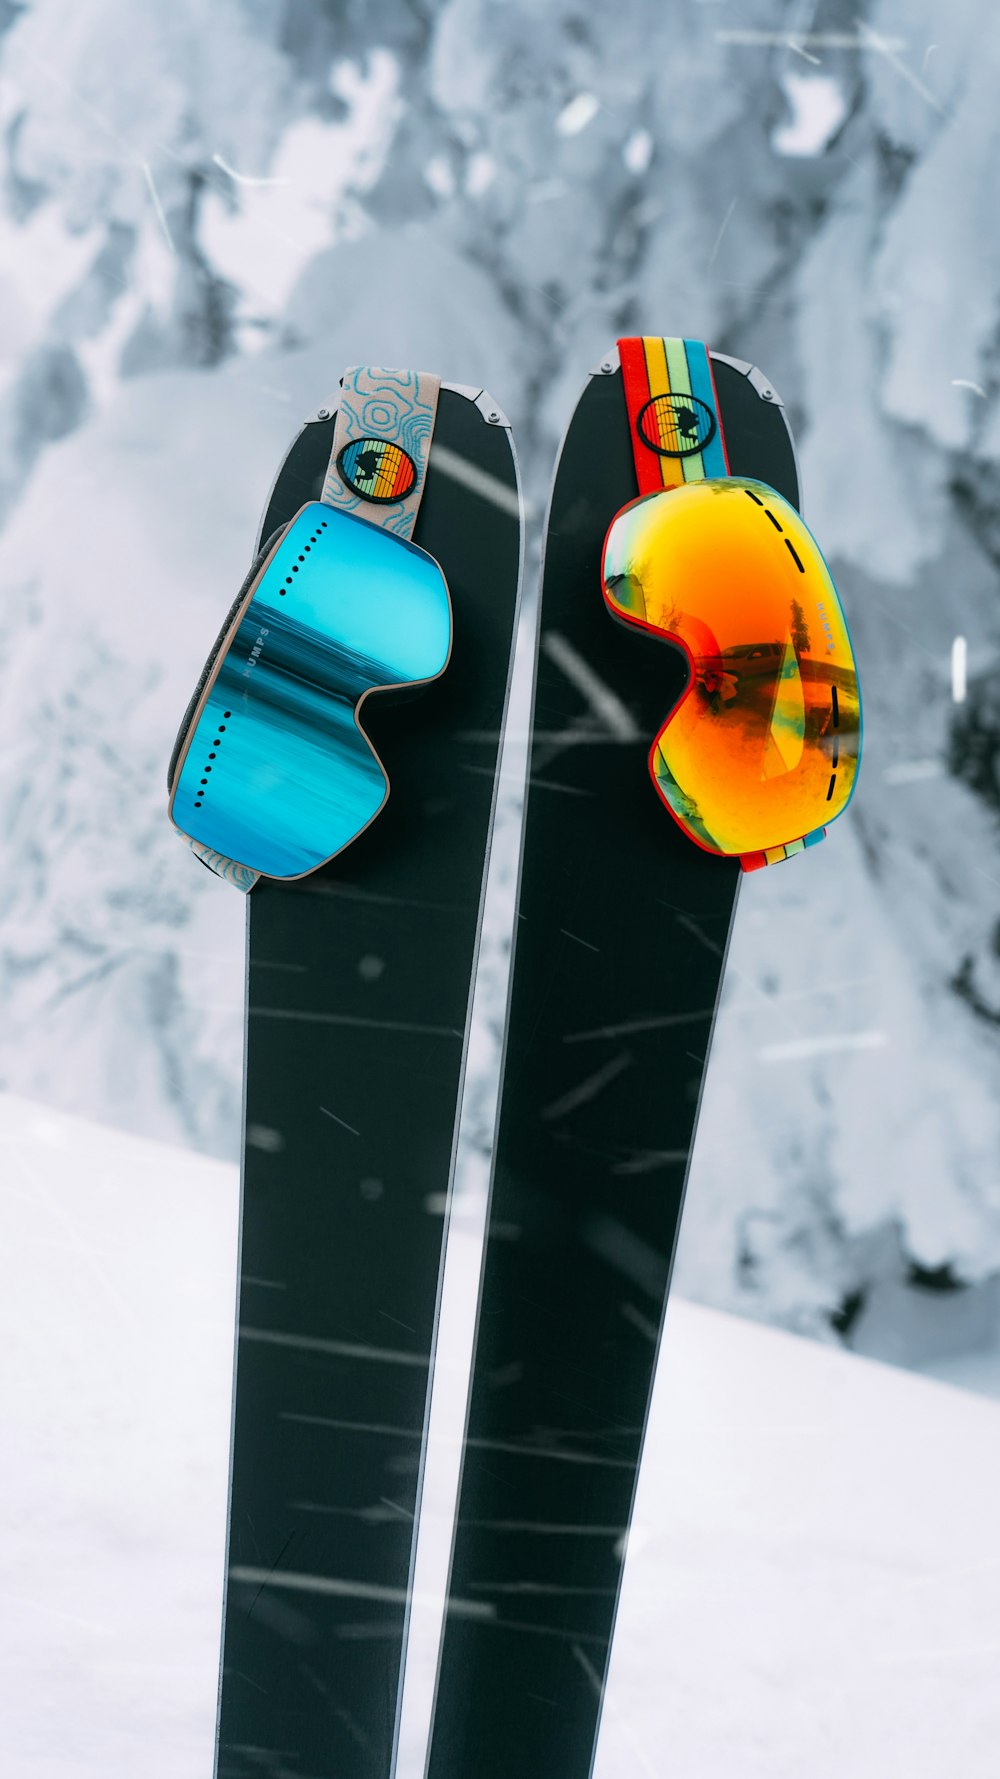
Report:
187,838,260,893
321,365,442,540
618,336,730,494
740,827,827,873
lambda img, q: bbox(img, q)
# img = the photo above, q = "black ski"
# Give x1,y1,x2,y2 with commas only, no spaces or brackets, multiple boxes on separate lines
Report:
424,350,799,1778
213,386,522,1778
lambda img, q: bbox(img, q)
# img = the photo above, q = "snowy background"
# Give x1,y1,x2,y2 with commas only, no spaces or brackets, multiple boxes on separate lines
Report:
2,0,1000,1771
1,0,998,1379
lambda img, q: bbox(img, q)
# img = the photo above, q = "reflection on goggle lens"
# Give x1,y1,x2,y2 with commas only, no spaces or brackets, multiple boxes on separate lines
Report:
603,479,861,858
169,503,452,880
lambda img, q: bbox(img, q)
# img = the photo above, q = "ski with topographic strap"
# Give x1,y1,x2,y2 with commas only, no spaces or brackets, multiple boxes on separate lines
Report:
424,345,799,1779
214,381,522,1779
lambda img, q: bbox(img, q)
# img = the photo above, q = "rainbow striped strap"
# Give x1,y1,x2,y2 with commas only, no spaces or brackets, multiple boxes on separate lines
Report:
740,828,826,872
322,366,441,540
618,336,730,493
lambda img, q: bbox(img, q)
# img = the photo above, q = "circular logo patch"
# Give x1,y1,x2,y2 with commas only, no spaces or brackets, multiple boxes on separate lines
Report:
637,392,717,458
337,436,417,504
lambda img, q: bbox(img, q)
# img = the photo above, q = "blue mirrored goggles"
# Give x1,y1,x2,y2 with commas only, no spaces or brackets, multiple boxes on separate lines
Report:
168,502,452,880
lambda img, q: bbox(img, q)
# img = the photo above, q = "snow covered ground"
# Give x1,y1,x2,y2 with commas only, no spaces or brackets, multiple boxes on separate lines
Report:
3,1092,998,1779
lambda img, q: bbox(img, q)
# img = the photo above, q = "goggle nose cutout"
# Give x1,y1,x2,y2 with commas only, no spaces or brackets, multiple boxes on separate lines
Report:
602,476,862,861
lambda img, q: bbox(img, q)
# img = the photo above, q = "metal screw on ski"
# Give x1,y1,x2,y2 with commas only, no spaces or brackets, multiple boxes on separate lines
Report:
423,339,861,1779
168,366,524,1778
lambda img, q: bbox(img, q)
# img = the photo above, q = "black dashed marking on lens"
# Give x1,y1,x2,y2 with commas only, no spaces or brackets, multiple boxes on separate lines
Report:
832,737,840,766
785,539,805,572
224,710,231,718
764,508,783,531
826,774,836,801
744,489,763,506
831,685,839,727
200,778,208,785
208,752,216,759
218,725,226,732
292,565,299,572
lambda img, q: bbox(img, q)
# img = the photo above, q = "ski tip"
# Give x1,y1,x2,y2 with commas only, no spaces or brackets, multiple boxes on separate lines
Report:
473,389,512,429
591,344,621,377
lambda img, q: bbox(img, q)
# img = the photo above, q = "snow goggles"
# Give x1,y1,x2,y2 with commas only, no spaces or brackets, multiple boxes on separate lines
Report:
168,367,449,889
607,337,861,869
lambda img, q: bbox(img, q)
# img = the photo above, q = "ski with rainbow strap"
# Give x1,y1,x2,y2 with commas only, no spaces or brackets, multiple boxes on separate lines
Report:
423,339,800,1779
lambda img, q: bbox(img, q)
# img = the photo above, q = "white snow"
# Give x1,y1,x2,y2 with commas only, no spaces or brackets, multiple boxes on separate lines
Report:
772,72,849,158
200,53,403,327
623,129,653,176
556,94,601,139
596,1302,1000,1779
2,1092,998,1778
0,1093,238,1779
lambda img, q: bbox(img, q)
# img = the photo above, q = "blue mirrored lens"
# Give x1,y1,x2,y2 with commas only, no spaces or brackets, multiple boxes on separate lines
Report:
170,502,452,878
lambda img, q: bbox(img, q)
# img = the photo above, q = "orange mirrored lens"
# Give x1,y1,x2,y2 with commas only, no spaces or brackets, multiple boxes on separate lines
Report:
602,479,861,857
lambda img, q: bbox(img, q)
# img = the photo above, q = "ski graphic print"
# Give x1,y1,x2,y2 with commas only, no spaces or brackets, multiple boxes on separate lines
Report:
424,349,799,1779
213,386,522,1779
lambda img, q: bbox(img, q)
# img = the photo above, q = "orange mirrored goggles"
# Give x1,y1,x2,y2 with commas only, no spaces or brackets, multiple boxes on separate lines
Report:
602,478,862,867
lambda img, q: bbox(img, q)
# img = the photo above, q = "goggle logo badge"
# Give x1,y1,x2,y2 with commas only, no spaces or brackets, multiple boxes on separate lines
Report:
637,391,717,458
337,436,417,504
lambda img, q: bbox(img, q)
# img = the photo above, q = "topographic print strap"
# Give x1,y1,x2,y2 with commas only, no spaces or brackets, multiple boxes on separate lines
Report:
189,841,258,892
322,365,441,539
618,335,730,493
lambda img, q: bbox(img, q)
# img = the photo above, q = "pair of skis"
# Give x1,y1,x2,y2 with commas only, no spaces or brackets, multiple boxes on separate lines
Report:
215,353,798,1778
